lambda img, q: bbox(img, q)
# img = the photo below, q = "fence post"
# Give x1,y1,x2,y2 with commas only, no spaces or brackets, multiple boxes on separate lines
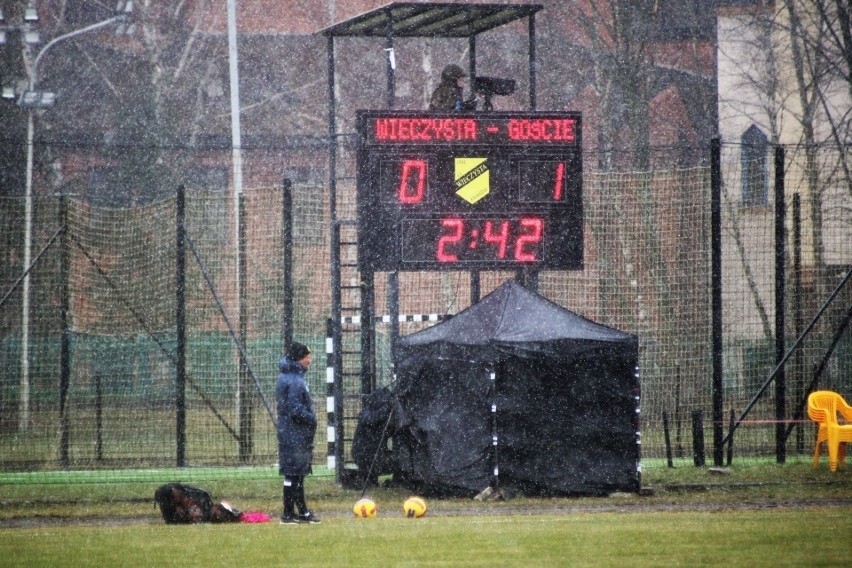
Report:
176,184,187,467
282,178,293,348
774,145,786,464
675,366,683,457
726,408,735,466
692,409,705,467
95,374,103,463
792,193,803,453
59,195,70,469
238,190,252,463
663,411,673,468
710,137,724,466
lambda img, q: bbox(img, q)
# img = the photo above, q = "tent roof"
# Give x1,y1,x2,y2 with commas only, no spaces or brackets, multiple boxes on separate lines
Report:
319,2,543,38
396,280,636,347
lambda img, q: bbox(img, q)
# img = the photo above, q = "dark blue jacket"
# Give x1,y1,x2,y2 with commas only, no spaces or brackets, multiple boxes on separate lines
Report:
276,357,317,476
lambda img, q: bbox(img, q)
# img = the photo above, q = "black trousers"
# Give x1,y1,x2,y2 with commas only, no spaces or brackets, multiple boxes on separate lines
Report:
282,475,307,516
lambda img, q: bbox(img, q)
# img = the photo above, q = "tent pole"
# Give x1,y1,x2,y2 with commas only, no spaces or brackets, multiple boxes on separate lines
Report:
489,368,499,490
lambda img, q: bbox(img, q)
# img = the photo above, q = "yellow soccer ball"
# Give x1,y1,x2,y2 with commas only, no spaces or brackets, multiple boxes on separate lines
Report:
353,498,377,518
403,496,427,518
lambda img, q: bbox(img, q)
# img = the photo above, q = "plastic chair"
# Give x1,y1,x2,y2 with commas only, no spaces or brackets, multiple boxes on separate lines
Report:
808,403,829,469
807,391,852,472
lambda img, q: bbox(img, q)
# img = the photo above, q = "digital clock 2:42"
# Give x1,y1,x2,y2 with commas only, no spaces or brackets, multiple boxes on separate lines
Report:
436,216,544,263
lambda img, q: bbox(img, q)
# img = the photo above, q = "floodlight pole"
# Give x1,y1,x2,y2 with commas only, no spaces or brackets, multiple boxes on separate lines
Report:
18,13,127,431
226,0,244,200
227,0,251,461
20,106,33,430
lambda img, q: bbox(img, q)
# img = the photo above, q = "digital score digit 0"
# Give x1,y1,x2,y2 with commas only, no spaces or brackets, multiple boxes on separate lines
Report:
356,111,583,272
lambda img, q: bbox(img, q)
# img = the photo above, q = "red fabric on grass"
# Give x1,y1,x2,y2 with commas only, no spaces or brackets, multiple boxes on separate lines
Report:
240,512,271,523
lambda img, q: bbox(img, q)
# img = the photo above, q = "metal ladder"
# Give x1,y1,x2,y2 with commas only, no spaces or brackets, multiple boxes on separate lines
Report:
330,218,375,477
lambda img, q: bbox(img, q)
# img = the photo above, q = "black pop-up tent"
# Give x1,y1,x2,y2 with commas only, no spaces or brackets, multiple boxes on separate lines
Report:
366,279,640,497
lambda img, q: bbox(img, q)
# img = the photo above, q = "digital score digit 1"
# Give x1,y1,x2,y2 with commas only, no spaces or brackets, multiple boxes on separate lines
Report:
518,160,569,203
553,162,564,201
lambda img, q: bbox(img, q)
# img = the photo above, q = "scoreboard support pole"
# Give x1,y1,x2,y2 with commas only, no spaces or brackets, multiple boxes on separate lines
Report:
388,272,400,371
471,272,480,304
362,270,376,395
384,18,394,108
517,268,539,292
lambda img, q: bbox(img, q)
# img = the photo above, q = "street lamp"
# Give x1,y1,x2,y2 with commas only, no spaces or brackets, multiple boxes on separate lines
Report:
10,3,132,430
0,16,41,45
23,3,38,23
19,90,55,107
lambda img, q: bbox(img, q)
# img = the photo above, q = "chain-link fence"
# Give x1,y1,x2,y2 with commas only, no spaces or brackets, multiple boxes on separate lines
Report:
0,140,850,481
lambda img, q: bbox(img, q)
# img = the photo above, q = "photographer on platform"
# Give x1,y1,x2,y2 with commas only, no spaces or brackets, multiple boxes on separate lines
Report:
429,64,482,112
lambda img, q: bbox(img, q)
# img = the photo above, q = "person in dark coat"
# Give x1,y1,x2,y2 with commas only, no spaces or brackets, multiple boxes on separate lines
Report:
429,64,480,111
276,341,320,524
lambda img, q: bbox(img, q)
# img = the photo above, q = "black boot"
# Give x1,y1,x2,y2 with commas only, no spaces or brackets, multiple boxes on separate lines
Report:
294,476,321,524
280,479,298,525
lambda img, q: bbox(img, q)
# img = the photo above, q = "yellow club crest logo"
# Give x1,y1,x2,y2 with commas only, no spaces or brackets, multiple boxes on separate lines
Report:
454,157,489,205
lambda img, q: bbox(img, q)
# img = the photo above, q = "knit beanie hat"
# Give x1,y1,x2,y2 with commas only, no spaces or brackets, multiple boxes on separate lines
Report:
287,342,311,362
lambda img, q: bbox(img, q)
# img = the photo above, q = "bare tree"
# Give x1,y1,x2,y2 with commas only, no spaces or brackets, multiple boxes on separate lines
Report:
776,0,849,296
567,1,719,400
571,0,660,170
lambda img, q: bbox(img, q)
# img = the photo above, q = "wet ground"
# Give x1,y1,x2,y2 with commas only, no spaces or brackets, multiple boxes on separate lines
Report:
3,494,850,528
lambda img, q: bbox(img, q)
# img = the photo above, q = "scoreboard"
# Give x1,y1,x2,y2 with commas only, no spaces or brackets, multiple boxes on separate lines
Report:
355,111,583,271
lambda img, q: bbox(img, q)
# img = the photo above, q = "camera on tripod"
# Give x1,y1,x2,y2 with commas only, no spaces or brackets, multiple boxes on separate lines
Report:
472,76,516,111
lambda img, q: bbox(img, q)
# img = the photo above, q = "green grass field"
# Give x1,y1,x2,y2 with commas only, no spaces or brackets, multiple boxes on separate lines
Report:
1,460,850,567
2,509,850,567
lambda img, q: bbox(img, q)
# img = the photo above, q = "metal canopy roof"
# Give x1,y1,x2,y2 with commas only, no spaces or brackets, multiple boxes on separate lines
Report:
320,2,543,38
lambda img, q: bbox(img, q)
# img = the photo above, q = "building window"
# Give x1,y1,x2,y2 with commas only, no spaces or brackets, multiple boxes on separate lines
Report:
741,125,768,207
